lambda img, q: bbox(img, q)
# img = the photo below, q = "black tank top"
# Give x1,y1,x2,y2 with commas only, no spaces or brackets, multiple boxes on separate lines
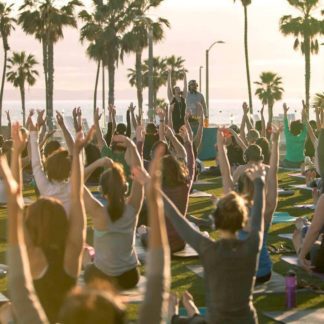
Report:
33,248,76,323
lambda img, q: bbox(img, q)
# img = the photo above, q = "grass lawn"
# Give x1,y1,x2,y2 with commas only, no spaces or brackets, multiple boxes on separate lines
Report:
1,166,324,323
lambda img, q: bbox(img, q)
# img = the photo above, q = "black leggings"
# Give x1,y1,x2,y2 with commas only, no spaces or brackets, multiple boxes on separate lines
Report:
84,263,140,290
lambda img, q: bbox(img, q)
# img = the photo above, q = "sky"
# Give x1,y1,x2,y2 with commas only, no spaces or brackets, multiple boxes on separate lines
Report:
3,0,324,104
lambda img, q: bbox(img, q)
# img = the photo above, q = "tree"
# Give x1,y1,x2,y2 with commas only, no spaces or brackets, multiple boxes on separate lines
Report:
166,55,187,88
234,0,253,113
0,2,15,129
122,0,170,116
18,0,82,129
254,71,284,127
280,0,324,113
7,52,38,126
313,91,324,109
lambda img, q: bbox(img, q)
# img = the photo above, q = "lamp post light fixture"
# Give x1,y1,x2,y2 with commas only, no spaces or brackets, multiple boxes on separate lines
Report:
205,40,225,117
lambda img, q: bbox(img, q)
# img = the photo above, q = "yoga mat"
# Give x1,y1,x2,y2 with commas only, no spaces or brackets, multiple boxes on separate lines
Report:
280,167,301,172
281,256,324,280
288,173,305,179
295,204,316,210
189,190,212,198
187,265,288,294
279,233,293,240
278,188,295,196
290,184,313,191
193,181,213,186
120,276,146,304
272,212,296,224
172,244,199,259
179,307,207,317
264,309,324,323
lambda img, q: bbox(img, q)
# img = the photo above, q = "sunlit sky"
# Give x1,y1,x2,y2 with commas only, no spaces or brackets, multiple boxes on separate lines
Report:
3,0,324,103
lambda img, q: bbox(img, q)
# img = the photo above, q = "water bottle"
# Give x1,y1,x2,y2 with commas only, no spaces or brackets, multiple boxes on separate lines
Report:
285,270,297,309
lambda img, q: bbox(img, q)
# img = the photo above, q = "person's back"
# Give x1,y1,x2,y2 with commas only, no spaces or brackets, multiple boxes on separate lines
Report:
94,203,139,277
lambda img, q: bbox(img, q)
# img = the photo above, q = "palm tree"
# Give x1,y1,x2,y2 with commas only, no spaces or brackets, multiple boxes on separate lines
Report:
166,55,187,88
122,0,170,116
0,2,15,129
234,0,253,113
7,52,38,126
18,0,82,129
128,56,168,108
313,91,324,108
254,72,284,127
79,6,106,113
280,0,324,113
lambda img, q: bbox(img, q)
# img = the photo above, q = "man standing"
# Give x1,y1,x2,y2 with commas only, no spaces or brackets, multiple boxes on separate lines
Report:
186,80,208,126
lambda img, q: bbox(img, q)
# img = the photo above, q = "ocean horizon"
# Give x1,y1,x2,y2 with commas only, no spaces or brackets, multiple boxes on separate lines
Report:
2,98,315,127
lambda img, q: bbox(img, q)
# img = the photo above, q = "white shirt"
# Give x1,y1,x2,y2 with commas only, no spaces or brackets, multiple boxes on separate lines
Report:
30,131,71,214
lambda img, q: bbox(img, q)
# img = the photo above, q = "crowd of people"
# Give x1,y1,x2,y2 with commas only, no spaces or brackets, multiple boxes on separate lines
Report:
0,75,322,323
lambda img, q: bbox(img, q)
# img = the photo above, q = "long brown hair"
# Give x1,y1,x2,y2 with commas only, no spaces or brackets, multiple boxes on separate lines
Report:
45,148,71,182
25,197,68,254
99,163,126,222
161,155,188,188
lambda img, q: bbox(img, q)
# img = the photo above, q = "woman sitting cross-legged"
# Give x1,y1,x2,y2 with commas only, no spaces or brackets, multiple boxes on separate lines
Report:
83,135,144,290
4,123,94,323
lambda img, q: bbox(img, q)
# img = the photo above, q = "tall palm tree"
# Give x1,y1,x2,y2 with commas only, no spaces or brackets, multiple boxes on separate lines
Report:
128,56,168,108
166,55,188,88
254,71,284,127
122,0,170,116
234,0,253,113
6,52,38,126
79,5,106,113
280,0,324,113
18,0,82,129
0,2,15,129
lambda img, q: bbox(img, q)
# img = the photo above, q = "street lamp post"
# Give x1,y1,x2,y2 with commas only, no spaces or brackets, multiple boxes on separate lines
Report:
199,66,203,92
205,40,225,117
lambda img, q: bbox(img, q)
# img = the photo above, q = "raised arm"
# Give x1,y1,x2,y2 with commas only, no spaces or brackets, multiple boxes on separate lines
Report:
298,195,324,272
167,70,173,103
64,127,95,278
94,108,107,151
165,125,186,161
129,103,138,131
126,108,131,138
194,103,204,152
5,110,11,138
156,108,166,141
216,129,234,194
29,122,50,193
265,124,281,223
228,128,247,151
119,136,144,212
84,157,112,183
184,112,194,142
180,126,195,184
318,119,324,187
283,103,290,136
302,108,317,146
37,110,47,146
56,111,74,154
168,104,174,130
260,106,266,138
1,130,48,324
137,143,170,324
108,104,117,135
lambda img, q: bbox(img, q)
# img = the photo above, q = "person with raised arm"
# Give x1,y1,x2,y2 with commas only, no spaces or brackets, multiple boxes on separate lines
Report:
162,163,265,323
167,69,187,133
5,123,93,323
83,135,144,289
281,102,307,168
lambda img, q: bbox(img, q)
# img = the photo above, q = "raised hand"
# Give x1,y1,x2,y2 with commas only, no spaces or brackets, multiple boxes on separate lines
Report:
283,103,289,114
216,128,226,147
94,107,102,123
56,111,65,127
179,125,190,143
156,107,166,120
37,109,46,127
164,125,174,139
74,125,95,153
242,102,249,115
44,130,56,142
0,155,19,198
136,125,145,142
5,110,10,122
108,104,116,116
128,102,136,113
12,122,28,154
270,124,283,142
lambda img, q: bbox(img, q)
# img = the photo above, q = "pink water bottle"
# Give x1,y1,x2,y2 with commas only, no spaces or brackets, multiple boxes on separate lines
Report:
285,270,297,309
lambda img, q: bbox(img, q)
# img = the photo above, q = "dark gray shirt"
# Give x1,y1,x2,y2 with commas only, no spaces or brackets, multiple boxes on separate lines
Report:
163,179,264,323
186,91,207,117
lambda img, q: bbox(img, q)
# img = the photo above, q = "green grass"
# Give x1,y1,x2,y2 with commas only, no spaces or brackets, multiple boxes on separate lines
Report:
2,169,324,323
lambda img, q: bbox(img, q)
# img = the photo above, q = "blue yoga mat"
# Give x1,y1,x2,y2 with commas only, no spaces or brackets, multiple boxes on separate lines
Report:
272,212,296,224
179,307,207,317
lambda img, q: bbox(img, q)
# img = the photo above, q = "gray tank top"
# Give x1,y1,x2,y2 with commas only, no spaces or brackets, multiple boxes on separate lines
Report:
94,204,139,276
